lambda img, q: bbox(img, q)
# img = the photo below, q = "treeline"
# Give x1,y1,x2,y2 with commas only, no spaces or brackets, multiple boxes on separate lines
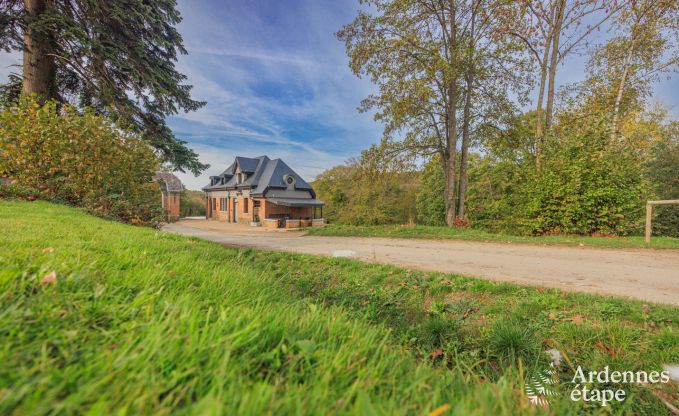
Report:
316,108,678,236
320,0,679,236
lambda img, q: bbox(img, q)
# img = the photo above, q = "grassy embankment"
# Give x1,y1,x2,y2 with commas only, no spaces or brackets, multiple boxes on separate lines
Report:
1,200,677,415
306,224,679,249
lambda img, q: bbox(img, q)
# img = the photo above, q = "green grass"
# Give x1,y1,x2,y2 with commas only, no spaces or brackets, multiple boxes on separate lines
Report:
1,200,678,415
306,224,679,249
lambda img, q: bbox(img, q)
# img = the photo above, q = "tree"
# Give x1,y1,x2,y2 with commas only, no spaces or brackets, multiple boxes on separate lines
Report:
505,0,625,166
313,144,418,225
603,0,679,140
456,1,531,218
0,0,207,174
338,0,528,225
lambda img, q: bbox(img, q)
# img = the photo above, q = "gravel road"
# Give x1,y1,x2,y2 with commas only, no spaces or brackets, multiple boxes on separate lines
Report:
163,220,679,306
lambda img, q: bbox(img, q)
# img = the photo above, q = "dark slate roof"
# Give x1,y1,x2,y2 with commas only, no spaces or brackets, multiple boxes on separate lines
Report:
235,156,260,173
154,172,183,193
202,156,316,197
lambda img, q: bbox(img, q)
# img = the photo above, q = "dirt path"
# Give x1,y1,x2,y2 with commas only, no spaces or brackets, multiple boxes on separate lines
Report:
163,220,679,306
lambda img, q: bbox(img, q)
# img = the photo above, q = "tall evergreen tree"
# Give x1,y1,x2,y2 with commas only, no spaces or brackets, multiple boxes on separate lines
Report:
0,0,207,174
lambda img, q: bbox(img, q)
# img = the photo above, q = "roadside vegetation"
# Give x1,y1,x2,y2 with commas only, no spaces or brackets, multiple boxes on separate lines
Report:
2,200,677,414
306,224,679,250
0,97,163,225
315,0,679,239
180,190,207,217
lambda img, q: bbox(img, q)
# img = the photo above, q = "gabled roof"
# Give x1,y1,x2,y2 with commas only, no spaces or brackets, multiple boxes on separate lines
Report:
201,155,316,198
154,172,183,193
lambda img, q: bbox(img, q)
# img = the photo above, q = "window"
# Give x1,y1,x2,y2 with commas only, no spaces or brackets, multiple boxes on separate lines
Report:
243,197,249,213
220,197,227,212
211,197,216,211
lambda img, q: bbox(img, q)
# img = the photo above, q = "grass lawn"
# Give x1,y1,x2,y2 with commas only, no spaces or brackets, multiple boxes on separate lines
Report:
1,200,678,415
306,224,679,249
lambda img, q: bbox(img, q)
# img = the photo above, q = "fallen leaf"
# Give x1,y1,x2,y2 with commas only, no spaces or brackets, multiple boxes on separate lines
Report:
440,279,451,286
463,308,476,318
430,349,443,358
548,312,557,320
570,315,584,324
41,271,57,285
42,247,55,253
428,404,450,416
537,287,546,293
596,341,616,357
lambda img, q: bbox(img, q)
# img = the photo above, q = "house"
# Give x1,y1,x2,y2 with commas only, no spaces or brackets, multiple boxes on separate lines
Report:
202,156,324,228
154,172,183,222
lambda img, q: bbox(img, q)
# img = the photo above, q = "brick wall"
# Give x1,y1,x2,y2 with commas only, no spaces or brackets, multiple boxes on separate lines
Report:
205,194,314,223
162,192,180,222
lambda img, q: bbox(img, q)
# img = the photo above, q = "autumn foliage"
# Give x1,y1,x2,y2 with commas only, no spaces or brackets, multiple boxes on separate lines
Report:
0,97,162,225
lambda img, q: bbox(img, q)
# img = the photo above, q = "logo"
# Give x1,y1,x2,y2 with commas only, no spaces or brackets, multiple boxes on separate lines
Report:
525,363,560,406
525,356,674,408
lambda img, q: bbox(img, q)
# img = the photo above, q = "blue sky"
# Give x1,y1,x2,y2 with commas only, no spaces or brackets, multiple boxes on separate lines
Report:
0,0,677,189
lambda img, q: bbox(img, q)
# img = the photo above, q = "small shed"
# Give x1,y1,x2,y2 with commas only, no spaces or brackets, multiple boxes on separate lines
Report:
154,172,183,222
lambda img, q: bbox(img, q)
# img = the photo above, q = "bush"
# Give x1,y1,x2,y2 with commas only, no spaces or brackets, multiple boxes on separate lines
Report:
646,135,679,237
0,97,162,225
313,145,418,225
180,190,207,217
526,133,647,236
416,156,446,226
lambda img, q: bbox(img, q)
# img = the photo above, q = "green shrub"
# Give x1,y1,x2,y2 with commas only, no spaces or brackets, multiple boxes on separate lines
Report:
416,155,446,226
0,183,40,199
527,133,647,236
0,97,162,225
646,135,679,237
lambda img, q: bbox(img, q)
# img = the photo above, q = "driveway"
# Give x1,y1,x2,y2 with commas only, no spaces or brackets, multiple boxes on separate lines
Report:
163,220,679,306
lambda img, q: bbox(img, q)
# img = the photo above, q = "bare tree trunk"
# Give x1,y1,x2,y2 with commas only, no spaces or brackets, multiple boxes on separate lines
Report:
444,83,459,226
22,0,55,102
457,5,476,219
443,149,457,226
444,0,458,226
610,37,637,142
457,77,472,219
535,33,552,171
544,0,564,133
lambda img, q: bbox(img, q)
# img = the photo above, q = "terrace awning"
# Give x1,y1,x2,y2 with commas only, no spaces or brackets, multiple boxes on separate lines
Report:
267,198,325,207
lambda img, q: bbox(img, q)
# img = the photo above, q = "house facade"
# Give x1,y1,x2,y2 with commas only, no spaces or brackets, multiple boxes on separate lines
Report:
154,172,183,222
202,156,324,228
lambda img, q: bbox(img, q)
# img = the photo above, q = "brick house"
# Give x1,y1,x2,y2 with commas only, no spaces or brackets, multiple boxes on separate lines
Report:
202,156,324,228
154,172,183,222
